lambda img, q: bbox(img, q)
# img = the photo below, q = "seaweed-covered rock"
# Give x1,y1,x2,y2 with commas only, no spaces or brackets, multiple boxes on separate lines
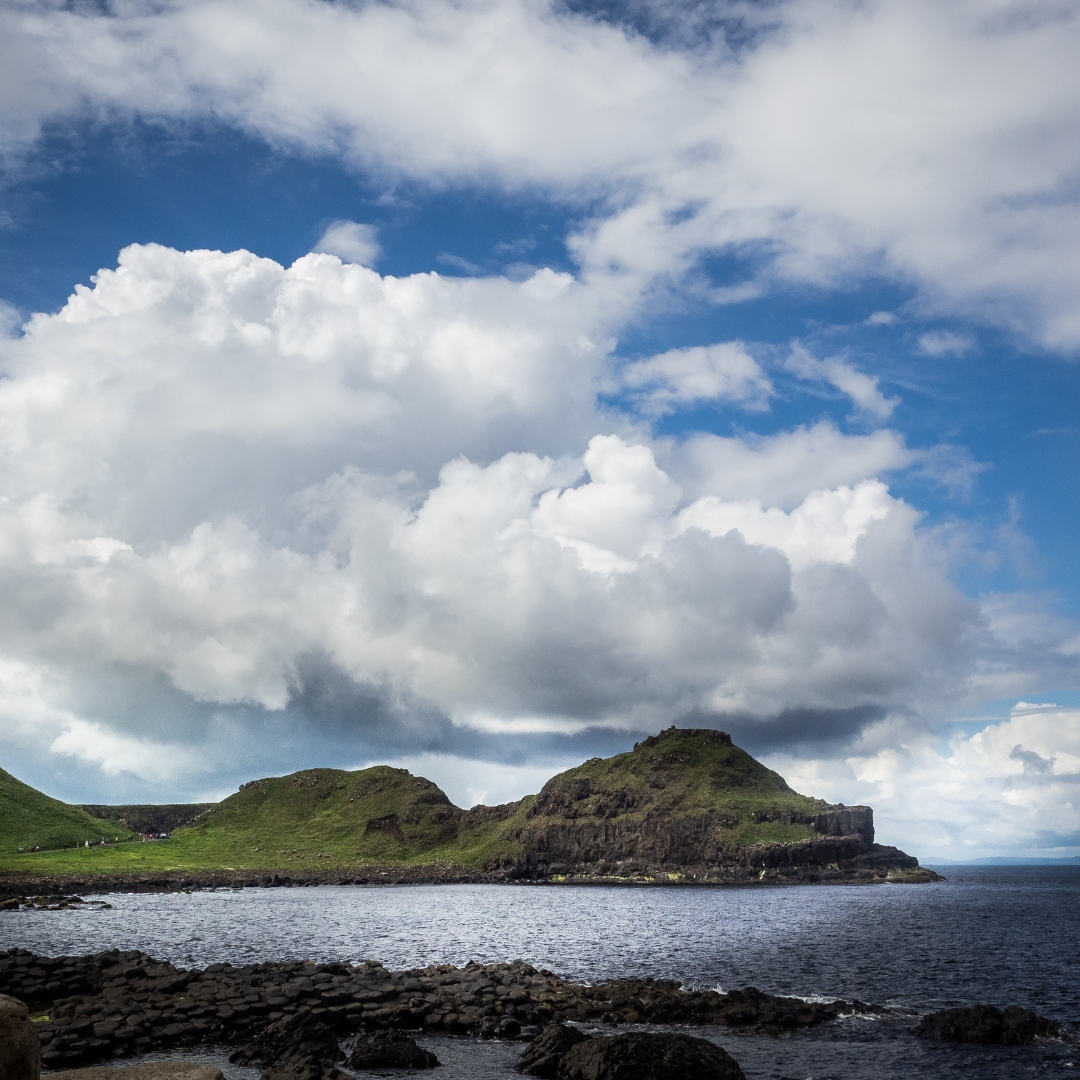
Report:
515,1023,590,1076
347,1031,440,1069
557,1031,745,1080
913,1004,1068,1045
0,993,40,1080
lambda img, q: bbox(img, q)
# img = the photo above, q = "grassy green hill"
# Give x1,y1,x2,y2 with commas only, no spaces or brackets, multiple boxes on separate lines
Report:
521,727,829,845
0,767,134,854
0,729,899,881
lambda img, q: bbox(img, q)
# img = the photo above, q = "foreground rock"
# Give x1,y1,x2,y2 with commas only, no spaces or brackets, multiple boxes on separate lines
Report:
913,1004,1070,1045
516,1023,591,1076
521,1029,745,1080
0,948,877,1069
0,992,40,1080
347,1031,440,1069
49,1067,224,1080
231,1012,345,1080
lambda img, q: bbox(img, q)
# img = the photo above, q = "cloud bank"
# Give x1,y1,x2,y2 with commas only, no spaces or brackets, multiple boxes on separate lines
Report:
0,243,1074,841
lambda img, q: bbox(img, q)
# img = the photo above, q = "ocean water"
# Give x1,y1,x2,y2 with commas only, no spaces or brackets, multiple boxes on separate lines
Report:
2,867,1078,1079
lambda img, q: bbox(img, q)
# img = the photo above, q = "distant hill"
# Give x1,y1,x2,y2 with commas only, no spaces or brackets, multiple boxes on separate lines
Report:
0,728,935,885
0,767,134,854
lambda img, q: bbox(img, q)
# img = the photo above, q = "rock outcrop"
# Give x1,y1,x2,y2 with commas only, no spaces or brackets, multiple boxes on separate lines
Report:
516,1023,591,1076
913,1003,1071,1045
519,1029,746,1080
347,1031,440,1069
487,728,933,884
0,949,878,1069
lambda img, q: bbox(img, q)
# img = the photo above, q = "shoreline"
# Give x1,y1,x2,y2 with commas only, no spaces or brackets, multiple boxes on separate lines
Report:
0,861,941,899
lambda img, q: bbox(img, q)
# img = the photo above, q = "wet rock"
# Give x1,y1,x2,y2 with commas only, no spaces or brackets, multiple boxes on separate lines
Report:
0,992,40,1080
557,1032,745,1080
47,1066,224,1080
230,1012,341,1067
515,1022,590,1076
261,1058,347,1080
347,1031,440,1069
913,1004,1069,1045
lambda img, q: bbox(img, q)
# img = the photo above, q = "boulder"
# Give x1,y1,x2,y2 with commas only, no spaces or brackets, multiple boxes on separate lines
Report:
230,1013,341,1066
0,993,40,1080
516,1023,590,1077
47,1067,224,1080
557,1031,745,1080
913,1004,1068,1045
347,1031,440,1069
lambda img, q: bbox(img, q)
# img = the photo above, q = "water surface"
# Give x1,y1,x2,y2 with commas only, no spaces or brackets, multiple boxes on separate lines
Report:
2,867,1077,1079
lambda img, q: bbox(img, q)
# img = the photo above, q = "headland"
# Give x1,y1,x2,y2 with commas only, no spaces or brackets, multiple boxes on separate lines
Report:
0,727,939,893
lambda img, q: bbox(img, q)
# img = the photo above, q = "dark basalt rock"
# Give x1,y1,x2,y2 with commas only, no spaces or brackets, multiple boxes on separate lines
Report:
261,1058,347,1080
0,947,879,1069
913,1003,1069,1045
347,1031,440,1069
0,895,111,912
556,1031,745,1080
231,1013,342,1067
516,1023,590,1076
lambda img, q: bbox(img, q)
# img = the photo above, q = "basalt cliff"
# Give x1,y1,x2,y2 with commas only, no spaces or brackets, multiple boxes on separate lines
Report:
467,727,930,884
0,727,937,890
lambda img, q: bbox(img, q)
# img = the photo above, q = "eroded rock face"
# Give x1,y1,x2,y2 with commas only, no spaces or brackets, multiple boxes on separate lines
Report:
347,1031,439,1069
913,1004,1069,1045
556,1031,745,1080
0,992,40,1080
515,1023,590,1076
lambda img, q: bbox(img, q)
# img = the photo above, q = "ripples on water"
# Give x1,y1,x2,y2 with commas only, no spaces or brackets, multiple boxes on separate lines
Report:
2,867,1078,1080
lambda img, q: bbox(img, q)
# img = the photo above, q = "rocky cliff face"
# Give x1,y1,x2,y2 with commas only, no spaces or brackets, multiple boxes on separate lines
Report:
476,728,930,884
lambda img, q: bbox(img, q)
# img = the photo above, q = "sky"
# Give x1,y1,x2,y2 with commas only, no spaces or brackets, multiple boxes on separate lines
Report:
0,0,1078,861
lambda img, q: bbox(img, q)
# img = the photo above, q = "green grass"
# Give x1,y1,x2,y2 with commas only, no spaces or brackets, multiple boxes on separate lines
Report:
520,727,829,846
0,729,847,877
0,767,134,854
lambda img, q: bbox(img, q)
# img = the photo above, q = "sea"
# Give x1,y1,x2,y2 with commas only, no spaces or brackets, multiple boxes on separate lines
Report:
1,866,1077,1080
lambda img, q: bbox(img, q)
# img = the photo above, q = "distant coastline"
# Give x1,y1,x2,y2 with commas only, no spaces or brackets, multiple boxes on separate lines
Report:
923,856,1080,867
2,727,940,891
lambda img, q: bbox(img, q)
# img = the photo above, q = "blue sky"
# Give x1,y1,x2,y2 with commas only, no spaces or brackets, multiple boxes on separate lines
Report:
0,0,1078,860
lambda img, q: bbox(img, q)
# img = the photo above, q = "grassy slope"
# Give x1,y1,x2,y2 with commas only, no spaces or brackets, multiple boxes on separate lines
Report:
0,729,840,876
0,767,134,854
519,727,826,846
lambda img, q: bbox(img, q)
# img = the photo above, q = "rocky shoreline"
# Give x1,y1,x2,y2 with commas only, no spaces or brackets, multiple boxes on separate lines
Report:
0,852,940,901
0,948,881,1070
